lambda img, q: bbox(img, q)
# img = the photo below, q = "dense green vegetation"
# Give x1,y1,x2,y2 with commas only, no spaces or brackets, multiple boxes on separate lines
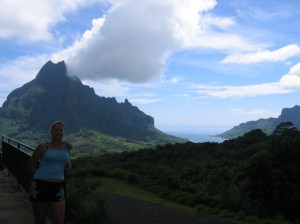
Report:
67,123,299,223
67,128,184,157
0,116,184,156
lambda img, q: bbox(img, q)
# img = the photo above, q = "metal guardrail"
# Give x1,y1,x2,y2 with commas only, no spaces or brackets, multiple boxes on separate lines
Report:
1,135,34,196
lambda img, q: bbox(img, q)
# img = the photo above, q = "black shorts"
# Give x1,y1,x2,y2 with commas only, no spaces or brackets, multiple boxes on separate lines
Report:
29,179,65,202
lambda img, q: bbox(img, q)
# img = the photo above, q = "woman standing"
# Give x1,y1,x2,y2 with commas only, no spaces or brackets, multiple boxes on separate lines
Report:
28,121,72,224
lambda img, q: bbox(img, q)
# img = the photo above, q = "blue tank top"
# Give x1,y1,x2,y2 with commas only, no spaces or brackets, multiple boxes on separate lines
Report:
34,146,70,181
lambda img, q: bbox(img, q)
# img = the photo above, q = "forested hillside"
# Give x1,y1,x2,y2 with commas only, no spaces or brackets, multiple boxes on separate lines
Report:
0,60,180,142
218,105,300,139
70,122,300,223
0,61,184,153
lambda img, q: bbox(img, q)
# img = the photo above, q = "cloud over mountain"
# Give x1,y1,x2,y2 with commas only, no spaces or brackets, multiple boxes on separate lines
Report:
60,0,217,83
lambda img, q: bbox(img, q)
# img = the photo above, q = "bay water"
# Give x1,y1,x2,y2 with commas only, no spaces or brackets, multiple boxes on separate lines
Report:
157,125,230,143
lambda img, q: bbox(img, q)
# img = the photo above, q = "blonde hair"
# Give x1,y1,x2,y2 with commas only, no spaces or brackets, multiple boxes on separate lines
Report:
50,121,65,133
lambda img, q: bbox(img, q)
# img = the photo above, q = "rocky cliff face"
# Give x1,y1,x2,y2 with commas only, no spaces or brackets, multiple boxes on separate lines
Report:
273,105,300,129
0,60,156,140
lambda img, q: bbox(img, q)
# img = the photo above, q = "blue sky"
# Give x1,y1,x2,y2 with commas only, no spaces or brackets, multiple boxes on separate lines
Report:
1,0,300,133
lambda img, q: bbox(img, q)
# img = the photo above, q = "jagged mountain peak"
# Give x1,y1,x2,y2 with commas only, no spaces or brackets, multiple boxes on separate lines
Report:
0,60,157,140
35,60,80,86
2,61,81,107
37,60,65,79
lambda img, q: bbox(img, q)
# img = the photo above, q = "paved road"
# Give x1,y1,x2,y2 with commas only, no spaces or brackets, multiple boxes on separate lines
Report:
0,171,34,224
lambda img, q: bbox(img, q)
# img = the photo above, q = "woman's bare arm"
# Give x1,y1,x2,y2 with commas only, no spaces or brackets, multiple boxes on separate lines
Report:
28,143,47,176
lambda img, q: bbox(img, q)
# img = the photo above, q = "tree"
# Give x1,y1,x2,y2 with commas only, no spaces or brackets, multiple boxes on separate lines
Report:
272,121,299,136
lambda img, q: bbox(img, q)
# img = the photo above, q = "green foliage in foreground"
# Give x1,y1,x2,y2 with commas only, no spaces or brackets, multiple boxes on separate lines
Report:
67,176,108,224
70,127,299,224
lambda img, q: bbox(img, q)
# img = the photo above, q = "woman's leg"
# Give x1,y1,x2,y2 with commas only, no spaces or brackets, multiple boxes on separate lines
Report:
49,201,65,224
32,202,49,224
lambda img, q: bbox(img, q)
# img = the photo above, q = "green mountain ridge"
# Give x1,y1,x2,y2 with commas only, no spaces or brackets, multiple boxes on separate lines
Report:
0,60,184,154
218,105,300,139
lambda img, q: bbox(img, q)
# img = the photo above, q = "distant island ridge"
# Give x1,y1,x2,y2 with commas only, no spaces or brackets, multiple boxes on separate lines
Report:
216,105,300,139
158,104,300,142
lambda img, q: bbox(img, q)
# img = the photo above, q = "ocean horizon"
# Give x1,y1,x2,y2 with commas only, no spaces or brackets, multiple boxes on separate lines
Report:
157,124,230,143
167,131,225,143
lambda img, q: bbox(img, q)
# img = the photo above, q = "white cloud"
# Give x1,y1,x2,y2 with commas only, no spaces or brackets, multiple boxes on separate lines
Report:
63,0,208,83
0,0,92,42
185,33,259,51
0,55,49,105
49,0,261,84
0,0,255,88
0,55,48,85
2,0,297,105
170,77,180,84
231,108,272,116
200,14,235,30
52,17,106,61
82,79,129,97
279,62,300,89
222,44,300,64
129,98,161,104
165,76,184,84
193,82,290,98
192,62,300,99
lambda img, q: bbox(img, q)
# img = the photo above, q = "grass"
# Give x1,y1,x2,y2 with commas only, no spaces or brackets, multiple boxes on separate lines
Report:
97,176,197,213
95,177,293,224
